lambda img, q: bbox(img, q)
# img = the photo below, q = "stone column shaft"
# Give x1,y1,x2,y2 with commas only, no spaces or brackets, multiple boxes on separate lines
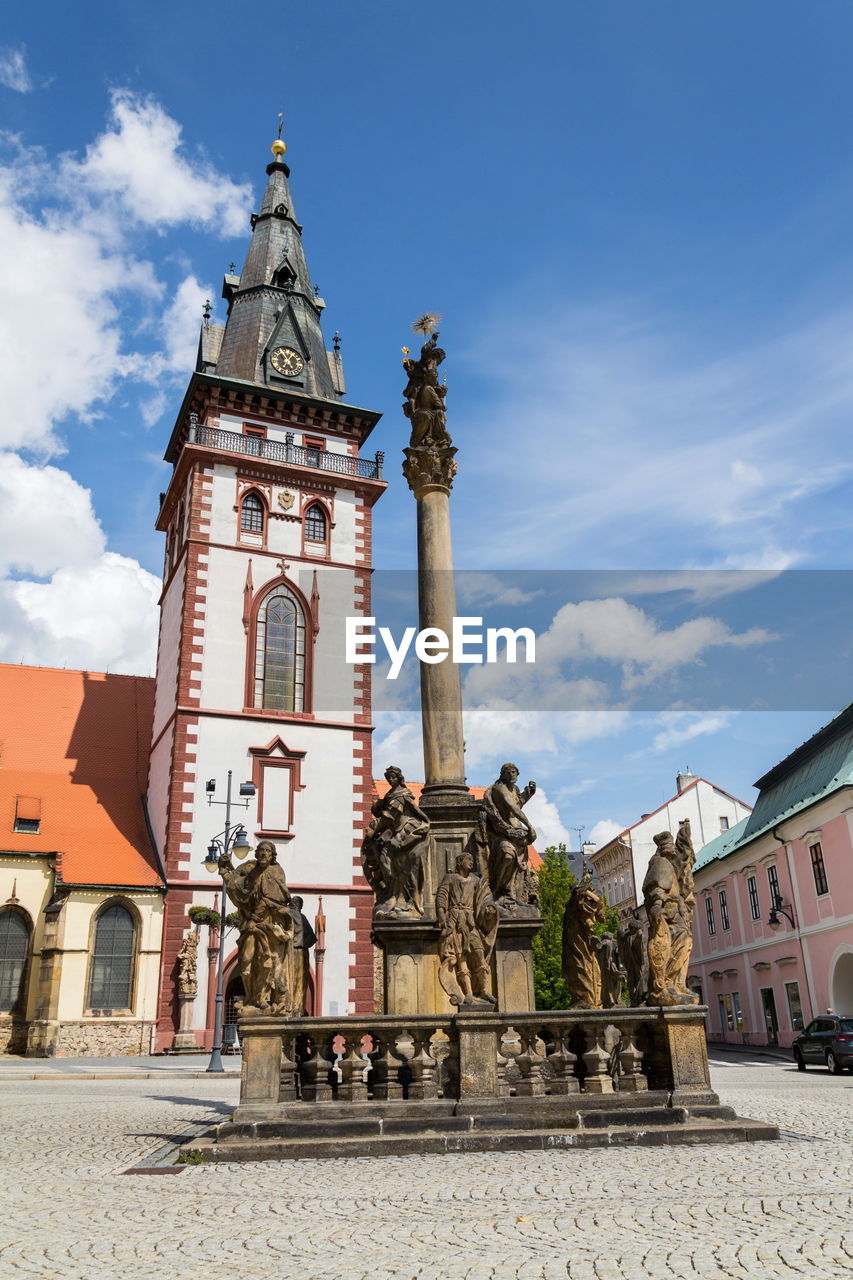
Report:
416,485,465,791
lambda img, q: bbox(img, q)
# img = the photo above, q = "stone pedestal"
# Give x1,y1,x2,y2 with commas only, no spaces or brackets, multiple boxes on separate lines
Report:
172,994,199,1052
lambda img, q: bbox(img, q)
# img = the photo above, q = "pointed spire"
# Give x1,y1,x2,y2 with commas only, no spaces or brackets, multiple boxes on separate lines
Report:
242,559,254,633
310,569,320,637
212,127,342,400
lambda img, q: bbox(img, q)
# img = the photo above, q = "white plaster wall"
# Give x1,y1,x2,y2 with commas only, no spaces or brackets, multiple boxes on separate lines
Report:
629,782,751,904
198,546,358,719
146,725,174,868
331,489,357,561
188,717,356,882
150,558,185,743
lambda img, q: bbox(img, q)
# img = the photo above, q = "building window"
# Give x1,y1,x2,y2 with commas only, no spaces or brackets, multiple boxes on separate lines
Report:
705,897,716,937
747,875,760,921
809,842,829,897
253,586,306,712
240,491,265,534
0,910,30,1015
88,904,135,1013
720,815,730,832
731,991,744,1033
13,796,41,834
719,889,730,931
767,864,780,905
304,503,327,543
785,981,805,1032
717,995,727,1033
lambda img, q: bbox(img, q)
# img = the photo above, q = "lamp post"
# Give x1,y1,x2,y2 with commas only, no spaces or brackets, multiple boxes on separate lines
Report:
202,771,255,1073
767,891,796,931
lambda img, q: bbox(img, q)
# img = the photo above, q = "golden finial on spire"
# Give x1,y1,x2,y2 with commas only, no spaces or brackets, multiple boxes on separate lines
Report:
271,112,286,159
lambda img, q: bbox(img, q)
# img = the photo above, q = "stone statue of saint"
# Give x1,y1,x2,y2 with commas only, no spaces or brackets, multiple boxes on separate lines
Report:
401,328,457,493
361,765,429,919
289,894,317,1016
593,931,626,1008
220,839,295,1015
176,926,199,999
618,912,649,1007
561,873,606,1008
481,763,538,915
435,852,498,1008
402,332,451,450
642,822,699,1007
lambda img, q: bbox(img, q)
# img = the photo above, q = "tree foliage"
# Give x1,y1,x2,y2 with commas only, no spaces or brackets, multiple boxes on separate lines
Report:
532,845,575,1010
532,845,621,1010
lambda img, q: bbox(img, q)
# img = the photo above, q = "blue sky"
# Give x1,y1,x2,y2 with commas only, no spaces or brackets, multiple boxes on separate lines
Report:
2,1,852,846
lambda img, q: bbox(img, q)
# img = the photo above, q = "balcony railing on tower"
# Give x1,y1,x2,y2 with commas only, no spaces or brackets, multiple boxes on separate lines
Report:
187,417,384,481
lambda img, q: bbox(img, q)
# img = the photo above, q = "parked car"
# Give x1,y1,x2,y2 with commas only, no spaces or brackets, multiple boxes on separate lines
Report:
792,1017,853,1073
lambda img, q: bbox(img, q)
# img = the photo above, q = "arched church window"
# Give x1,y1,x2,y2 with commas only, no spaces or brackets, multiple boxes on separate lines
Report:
0,910,30,1015
240,491,265,534
304,503,327,544
88,904,136,1012
253,586,306,712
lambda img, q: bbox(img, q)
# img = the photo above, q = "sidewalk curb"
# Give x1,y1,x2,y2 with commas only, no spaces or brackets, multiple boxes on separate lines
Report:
0,1070,241,1080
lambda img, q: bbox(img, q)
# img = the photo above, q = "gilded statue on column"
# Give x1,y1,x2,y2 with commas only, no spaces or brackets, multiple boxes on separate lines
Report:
643,820,699,1006
561,872,606,1008
435,851,498,1008
219,839,295,1015
401,316,457,493
362,765,429,919
481,763,539,917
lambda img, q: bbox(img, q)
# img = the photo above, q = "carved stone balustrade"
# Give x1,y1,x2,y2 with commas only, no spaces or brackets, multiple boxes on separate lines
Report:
234,1005,716,1115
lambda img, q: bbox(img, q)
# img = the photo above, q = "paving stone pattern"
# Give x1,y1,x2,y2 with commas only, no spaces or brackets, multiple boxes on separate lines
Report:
0,1051,850,1280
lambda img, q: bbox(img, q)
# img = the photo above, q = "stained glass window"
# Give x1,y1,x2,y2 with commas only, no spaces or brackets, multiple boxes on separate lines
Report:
0,912,29,1014
254,587,306,711
88,905,135,1012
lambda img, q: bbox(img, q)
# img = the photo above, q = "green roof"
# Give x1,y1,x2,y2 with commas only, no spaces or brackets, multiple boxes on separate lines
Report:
696,701,853,872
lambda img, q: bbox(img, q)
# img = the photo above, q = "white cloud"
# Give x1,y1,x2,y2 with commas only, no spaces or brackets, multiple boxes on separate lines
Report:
459,299,853,569
588,819,624,847
456,572,543,607
0,456,159,673
0,553,160,674
0,93,252,676
0,95,250,454
650,710,736,754
67,91,251,234
0,47,32,93
525,787,572,850
538,597,772,689
0,453,104,575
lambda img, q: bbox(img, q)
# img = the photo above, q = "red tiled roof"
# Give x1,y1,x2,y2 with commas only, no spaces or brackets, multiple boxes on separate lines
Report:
372,778,541,868
0,665,162,888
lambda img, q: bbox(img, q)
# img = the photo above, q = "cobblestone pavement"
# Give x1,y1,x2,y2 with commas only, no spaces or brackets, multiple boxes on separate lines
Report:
0,1049,850,1280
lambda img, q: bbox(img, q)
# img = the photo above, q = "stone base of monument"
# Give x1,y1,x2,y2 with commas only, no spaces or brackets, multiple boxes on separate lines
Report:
179,1007,778,1162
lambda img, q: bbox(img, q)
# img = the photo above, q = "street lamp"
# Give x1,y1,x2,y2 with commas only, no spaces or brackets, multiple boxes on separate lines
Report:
202,770,255,1073
767,891,796,931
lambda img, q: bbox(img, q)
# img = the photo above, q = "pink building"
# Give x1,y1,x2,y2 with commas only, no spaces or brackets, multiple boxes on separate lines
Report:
689,704,853,1047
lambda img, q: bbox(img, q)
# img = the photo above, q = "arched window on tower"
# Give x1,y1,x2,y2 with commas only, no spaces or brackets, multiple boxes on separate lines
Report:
240,491,266,539
253,585,307,712
302,502,329,557
0,910,30,1015
88,903,136,1013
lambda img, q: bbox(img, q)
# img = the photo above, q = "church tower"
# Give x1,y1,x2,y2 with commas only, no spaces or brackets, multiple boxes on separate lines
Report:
147,132,385,1050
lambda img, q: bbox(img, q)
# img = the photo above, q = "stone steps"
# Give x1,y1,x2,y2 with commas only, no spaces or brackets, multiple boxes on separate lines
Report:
181,1108,778,1163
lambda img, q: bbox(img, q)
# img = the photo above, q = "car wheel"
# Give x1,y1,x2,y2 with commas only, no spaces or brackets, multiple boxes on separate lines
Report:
795,1049,806,1072
826,1049,844,1075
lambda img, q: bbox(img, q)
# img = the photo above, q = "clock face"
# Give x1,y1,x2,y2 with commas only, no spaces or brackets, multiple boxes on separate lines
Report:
270,346,304,377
